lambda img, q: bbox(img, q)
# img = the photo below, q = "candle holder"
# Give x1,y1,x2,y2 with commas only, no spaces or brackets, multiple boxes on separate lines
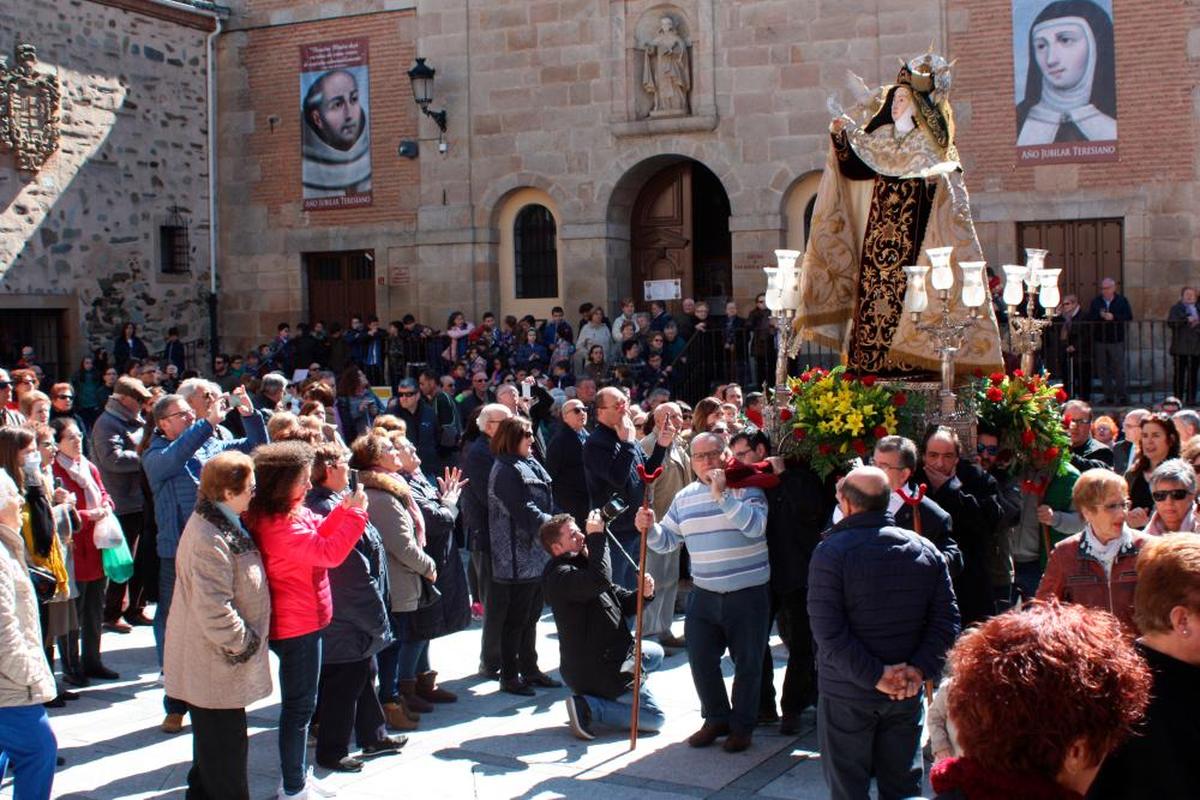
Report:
1004,248,1060,376
763,249,802,441
902,247,986,419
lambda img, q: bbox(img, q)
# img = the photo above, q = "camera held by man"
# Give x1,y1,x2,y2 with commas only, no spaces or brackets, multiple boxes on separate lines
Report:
540,507,661,741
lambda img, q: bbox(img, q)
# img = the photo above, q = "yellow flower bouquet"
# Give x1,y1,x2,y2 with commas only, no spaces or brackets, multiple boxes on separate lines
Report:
783,366,926,478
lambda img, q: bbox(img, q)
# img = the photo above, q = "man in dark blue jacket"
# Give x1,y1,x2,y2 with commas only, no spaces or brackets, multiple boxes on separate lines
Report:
582,387,668,589
808,466,959,800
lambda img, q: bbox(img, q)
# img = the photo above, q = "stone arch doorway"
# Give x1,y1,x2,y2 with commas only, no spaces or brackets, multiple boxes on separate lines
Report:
629,159,731,314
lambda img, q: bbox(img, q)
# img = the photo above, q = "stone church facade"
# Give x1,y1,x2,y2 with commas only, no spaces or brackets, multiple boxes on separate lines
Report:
3,0,1200,365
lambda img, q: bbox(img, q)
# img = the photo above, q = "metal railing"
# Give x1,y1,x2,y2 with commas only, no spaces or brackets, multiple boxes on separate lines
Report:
663,318,1184,407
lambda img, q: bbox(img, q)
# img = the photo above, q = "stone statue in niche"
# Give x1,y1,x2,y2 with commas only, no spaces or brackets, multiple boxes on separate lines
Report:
639,15,691,118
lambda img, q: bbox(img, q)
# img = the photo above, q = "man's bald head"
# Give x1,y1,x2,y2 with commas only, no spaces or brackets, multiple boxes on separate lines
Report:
839,466,892,515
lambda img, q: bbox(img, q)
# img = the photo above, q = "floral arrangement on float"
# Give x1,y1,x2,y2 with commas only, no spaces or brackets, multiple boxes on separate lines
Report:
782,366,927,478
972,368,1070,476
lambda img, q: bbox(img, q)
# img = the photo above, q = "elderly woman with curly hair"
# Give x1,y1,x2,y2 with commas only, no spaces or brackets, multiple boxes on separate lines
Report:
1037,468,1151,631
1090,534,1200,798
930,601,1151,799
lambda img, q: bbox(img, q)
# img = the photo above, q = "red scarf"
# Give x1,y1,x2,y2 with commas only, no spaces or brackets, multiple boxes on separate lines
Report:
930,757,1083,800
722,457,781,491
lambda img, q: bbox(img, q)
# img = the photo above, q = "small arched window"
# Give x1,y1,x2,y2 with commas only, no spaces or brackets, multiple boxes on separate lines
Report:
513,204,558,299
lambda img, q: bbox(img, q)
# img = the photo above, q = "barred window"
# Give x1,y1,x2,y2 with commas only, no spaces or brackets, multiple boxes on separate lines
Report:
513,204,557,299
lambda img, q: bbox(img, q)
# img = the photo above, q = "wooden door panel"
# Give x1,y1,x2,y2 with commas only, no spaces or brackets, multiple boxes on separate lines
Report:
1017,219,1123,303
631,163,693,314
305,251,375,326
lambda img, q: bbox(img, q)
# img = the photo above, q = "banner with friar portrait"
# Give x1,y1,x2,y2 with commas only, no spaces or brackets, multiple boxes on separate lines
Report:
300,38,373,210
1012,0,1118,165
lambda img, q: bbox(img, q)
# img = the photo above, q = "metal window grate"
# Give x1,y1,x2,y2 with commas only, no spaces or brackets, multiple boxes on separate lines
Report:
514,204,558,299
160,206,191,275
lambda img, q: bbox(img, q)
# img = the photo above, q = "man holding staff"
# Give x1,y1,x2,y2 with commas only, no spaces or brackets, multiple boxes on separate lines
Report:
635,432,770,753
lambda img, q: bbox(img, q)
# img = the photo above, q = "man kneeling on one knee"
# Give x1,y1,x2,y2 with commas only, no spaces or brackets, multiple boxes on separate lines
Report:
541,510,664,740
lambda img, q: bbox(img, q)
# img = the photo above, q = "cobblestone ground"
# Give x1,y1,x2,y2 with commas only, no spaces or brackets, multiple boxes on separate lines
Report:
2,605,932,799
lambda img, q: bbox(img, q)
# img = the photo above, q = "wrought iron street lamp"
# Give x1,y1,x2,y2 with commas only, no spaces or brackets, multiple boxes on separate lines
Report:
407,57,447,135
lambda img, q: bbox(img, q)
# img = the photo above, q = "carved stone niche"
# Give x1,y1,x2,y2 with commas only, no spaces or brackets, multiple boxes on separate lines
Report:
634,7,692,120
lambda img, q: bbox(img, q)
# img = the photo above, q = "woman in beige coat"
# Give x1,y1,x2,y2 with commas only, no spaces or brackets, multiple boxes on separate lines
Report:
164,451,269,800
0,465,59,799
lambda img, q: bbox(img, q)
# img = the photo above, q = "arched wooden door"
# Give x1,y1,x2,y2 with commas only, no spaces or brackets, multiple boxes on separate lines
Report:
631,162,693,314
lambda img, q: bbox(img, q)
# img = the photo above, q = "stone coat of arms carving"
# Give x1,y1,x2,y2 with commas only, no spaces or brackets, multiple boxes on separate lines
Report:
0,42,61,172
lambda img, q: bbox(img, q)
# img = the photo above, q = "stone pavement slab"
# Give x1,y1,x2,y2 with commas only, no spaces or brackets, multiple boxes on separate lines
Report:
1,608,929,799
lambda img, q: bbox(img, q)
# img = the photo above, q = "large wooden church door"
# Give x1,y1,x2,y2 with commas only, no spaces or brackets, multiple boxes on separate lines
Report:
631,163,693,314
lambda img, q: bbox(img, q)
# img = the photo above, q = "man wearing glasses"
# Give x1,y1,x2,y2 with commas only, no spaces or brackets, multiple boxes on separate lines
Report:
1063,400,1115,472
635,432,769,753
546,399,590,527
0,370,24,427
583,387,669,590
142,384,266,733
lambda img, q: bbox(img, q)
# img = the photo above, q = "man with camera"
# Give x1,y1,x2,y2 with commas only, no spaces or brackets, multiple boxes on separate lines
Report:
541,509,663,740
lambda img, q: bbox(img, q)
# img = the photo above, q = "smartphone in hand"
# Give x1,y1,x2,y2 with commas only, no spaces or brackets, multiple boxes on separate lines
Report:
348,468,359,493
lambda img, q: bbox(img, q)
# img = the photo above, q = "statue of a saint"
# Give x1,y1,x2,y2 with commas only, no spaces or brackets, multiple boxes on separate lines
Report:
641,16,691,118
794,52,1002,379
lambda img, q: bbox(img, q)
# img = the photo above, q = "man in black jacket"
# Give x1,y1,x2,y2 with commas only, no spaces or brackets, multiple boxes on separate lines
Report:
917,427,1004,627
545,399,590,526
463,403,513,678
582,387,668,589
1063,400,1114,472
1086,277,1133,404
541,511,661,740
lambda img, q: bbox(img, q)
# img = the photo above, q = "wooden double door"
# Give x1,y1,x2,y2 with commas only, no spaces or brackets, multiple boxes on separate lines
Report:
304,250,376,326
631,161,731,314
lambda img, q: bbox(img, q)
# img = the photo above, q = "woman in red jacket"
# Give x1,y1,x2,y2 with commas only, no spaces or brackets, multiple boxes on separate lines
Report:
245,441,368,800
50,417,118,682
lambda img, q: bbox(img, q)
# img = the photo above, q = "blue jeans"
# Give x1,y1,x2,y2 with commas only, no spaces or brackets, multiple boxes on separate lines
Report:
582,641,665,732
154,557,188,715
270,630,323,795
397,639,430,680
0,704,57,800
817,693,925,800
684,584,770,735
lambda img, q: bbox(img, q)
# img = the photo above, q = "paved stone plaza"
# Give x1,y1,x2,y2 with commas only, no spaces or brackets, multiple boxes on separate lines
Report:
0,606,890,800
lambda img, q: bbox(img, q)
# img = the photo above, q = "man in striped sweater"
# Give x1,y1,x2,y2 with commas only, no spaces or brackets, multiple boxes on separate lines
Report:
635,431,770,753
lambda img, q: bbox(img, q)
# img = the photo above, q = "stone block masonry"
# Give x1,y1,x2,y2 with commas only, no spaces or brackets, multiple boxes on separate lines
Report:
0,0,215,364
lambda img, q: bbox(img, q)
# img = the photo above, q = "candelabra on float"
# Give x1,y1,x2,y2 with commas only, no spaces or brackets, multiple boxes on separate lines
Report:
1002,248,1062,376
762,249,802,440
901,246,987,420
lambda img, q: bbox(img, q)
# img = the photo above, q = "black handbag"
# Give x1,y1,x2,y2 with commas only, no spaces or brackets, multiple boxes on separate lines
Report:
417,577,442,609
28,565,57,603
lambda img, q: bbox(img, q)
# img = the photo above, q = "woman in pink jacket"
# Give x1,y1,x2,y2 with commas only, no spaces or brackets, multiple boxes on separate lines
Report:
245,441,367,800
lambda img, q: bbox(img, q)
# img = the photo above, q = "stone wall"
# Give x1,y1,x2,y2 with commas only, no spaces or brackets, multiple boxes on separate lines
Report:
0,0,214,364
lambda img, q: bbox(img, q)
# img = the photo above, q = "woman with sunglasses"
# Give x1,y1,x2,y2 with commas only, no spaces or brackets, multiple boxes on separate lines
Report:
1037,468,1151,632
1143,459,1200,535
487,416,558,696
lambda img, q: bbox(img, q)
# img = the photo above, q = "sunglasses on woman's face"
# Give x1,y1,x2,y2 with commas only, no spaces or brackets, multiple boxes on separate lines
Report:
1152,489,1194,502
976,443,999,455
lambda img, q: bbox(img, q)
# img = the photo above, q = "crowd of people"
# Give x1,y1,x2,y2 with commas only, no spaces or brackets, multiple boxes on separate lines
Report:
2,302,1200,800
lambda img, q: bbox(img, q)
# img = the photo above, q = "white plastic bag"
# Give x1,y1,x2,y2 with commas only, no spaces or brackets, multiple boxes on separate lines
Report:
93,512,125,550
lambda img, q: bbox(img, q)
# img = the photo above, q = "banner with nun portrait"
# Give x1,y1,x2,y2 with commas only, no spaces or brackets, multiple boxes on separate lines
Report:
300,38,373,210
1013,0,1118,165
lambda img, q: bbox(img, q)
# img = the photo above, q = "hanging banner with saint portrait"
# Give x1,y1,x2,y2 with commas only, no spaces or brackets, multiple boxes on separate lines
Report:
300,38,373,210
1012,0,1118,165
